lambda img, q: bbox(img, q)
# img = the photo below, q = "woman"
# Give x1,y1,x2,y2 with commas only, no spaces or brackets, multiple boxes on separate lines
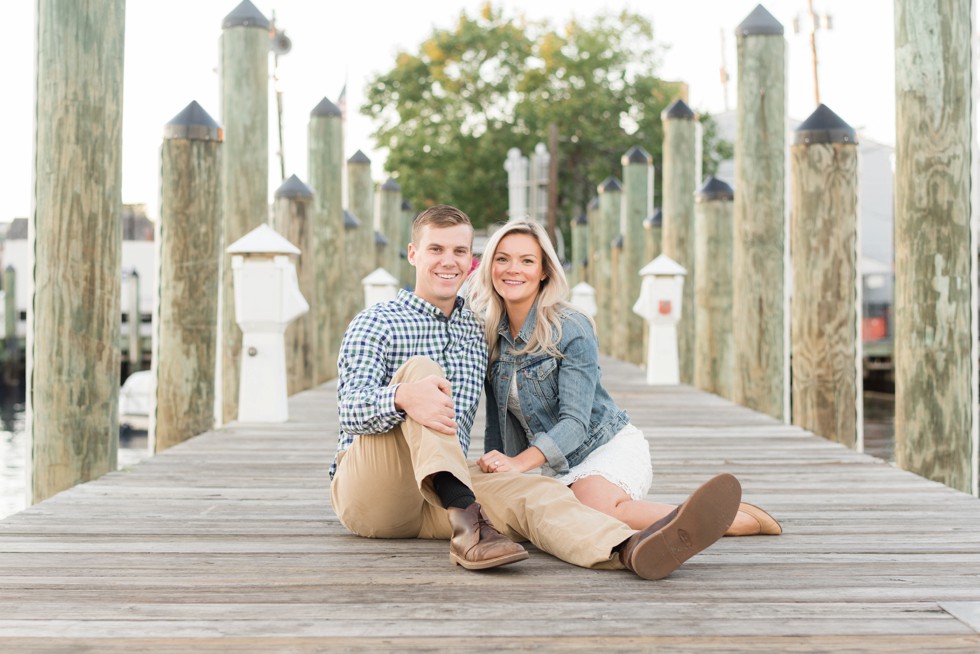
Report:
467,220,780,536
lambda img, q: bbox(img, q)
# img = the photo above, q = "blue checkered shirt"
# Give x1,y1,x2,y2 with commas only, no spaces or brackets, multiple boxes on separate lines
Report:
330,290,488,478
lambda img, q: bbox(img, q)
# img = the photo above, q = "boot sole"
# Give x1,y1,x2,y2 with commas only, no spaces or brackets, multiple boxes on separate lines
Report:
451,549,529,570
628,473,742,580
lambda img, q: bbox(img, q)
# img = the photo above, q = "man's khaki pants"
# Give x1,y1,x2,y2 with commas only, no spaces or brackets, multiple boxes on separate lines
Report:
330,356,634,570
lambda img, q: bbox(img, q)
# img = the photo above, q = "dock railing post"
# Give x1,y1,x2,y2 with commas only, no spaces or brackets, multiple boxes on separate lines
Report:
733,5,787,421
29,0,124,503
273,175,316,395
348,151,375,282
621,146,653,366
895,0,977,495
399,200,415,290
693,177,735,399
570,211,588,286
790,105,861,450
153,101,223,453
307,97,344,383
219,0,270,425
379,178,403,281
662,100,699,383
596,178,622,355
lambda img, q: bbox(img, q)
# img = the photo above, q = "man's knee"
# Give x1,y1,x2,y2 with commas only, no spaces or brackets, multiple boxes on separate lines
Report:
393,355,445,383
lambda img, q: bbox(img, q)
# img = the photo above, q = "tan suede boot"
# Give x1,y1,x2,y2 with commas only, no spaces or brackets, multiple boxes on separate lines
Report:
447,502,529,570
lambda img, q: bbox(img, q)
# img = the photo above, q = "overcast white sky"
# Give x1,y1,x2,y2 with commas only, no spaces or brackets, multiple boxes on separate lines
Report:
1,0,894,222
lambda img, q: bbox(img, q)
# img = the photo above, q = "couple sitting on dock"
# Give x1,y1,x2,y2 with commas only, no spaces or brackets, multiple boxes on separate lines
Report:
329,205,780,579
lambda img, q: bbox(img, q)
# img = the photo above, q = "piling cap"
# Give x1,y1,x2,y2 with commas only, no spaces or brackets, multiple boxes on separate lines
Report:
382,177,401,192
621,145,652,166
598,176,622,193
575,211,588,226
348,150,371,165
275,174,314,200
163,101,223,142
735,5,783,37
662,99,696,121
612,234,624,249
375,231,388,247
401,199,413,211
311,97,342,118
363,267,399,286
344,210,361,229
644,208,662,229
226,224,300,255
639,253,687,277
794,104,857,145
695,177,734,203
222,0,270,30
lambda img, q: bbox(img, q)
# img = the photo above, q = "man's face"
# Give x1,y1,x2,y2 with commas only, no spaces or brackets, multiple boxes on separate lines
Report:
407,223,474,314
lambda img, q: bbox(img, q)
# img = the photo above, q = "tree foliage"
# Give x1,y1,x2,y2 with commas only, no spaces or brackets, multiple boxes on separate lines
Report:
362,2,729,235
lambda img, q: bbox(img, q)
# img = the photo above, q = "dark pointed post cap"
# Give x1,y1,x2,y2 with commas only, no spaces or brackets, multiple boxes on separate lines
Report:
588,196,599,210
735,5,783,36
794,104,857,145
401,199,413,211
163,101,223,141
662,99,696,120
275,174,314,200
222,0,270,30
622,145,653,166
381,177,401,192
598,177,623,193
348,150,371,165
344,210,361,229
612,234,624,249
644,208,662,229
375,231,388,247
311,97,342,117
575,211,588,226
695,177,735,203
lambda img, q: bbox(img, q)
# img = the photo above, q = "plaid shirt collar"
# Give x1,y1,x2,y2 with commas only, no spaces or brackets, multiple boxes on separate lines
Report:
398,289,467,322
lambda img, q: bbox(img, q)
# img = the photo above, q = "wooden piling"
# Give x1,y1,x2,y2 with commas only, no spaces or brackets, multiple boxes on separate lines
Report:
790,105,861,449
348,151,375,283
644,208,662,264
30,0,125,502
307,97,344,383
693,177,735,399
379,178,403,279
400,200,415,289
585,196,599,289
127,271,142,373
612,235,626,360
4,266,16,357
621,146,653,365
153,101,223,452
733,5,787,420
273,175,315,395
894,0,977,494
596,178,622,355
662,100,699,383
219,0,269,424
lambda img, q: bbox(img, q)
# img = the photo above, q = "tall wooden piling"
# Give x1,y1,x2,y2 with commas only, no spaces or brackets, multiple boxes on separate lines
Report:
895,0,977,494
29,0,125,502
273,175,315,395
790,105,861,449
400,200,415,289
348,151,375,282
733,5,787,420
219,0,269,424
127,271,142,373
621,146,653,365
662,100,699,383
153,101,223,453
644,208,662,263
307,97,344,383
586,197,599,289
612,235,626,360
379,178,403,278
694,177,735,399
596,178,622,355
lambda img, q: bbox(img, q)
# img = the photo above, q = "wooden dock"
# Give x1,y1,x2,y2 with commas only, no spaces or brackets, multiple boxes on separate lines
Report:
1,356,979,652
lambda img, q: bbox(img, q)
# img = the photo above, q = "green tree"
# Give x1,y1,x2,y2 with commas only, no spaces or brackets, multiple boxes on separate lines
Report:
362,2,728,237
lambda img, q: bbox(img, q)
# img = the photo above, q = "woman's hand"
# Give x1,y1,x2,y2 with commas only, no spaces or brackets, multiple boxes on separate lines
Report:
479,450,519,473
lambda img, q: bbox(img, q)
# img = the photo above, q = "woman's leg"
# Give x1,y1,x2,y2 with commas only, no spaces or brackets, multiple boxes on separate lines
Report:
569,475,766,535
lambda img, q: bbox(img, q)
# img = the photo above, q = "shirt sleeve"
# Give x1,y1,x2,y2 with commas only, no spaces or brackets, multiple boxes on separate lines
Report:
336,310,405,435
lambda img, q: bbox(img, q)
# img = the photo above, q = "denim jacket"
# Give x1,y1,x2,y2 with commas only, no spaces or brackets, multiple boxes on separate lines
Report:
484,303,629,476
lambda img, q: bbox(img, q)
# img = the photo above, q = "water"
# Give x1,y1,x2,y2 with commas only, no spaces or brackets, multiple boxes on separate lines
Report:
0,385,151,519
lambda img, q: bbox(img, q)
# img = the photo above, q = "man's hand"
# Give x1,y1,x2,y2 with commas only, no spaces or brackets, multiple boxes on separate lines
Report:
394,374,457,435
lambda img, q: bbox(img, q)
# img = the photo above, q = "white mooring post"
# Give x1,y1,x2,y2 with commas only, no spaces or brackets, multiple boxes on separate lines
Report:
227,225,310,423
362,268,400,308
633,255,687,385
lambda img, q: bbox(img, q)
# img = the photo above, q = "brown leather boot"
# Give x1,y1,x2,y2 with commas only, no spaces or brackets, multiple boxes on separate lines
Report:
447,502,529,570
620,473,741,580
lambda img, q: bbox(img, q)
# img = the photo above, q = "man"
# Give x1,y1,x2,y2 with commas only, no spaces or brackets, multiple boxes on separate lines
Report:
330,204,740,578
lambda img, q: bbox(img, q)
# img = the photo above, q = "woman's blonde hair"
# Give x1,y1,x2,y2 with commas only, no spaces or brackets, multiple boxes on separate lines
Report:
467,220,593,364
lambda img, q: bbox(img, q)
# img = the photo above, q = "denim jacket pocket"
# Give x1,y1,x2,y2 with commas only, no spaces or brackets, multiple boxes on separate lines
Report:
522,356,559,401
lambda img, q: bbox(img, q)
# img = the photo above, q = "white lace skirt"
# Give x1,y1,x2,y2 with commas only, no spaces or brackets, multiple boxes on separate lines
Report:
544,423,653,500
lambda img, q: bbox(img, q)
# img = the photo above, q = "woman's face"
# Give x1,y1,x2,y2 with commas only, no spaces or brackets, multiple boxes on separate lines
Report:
491,232,546,309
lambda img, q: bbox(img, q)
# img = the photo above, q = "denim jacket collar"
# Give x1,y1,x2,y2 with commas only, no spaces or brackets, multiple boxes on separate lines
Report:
497,299,540,350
